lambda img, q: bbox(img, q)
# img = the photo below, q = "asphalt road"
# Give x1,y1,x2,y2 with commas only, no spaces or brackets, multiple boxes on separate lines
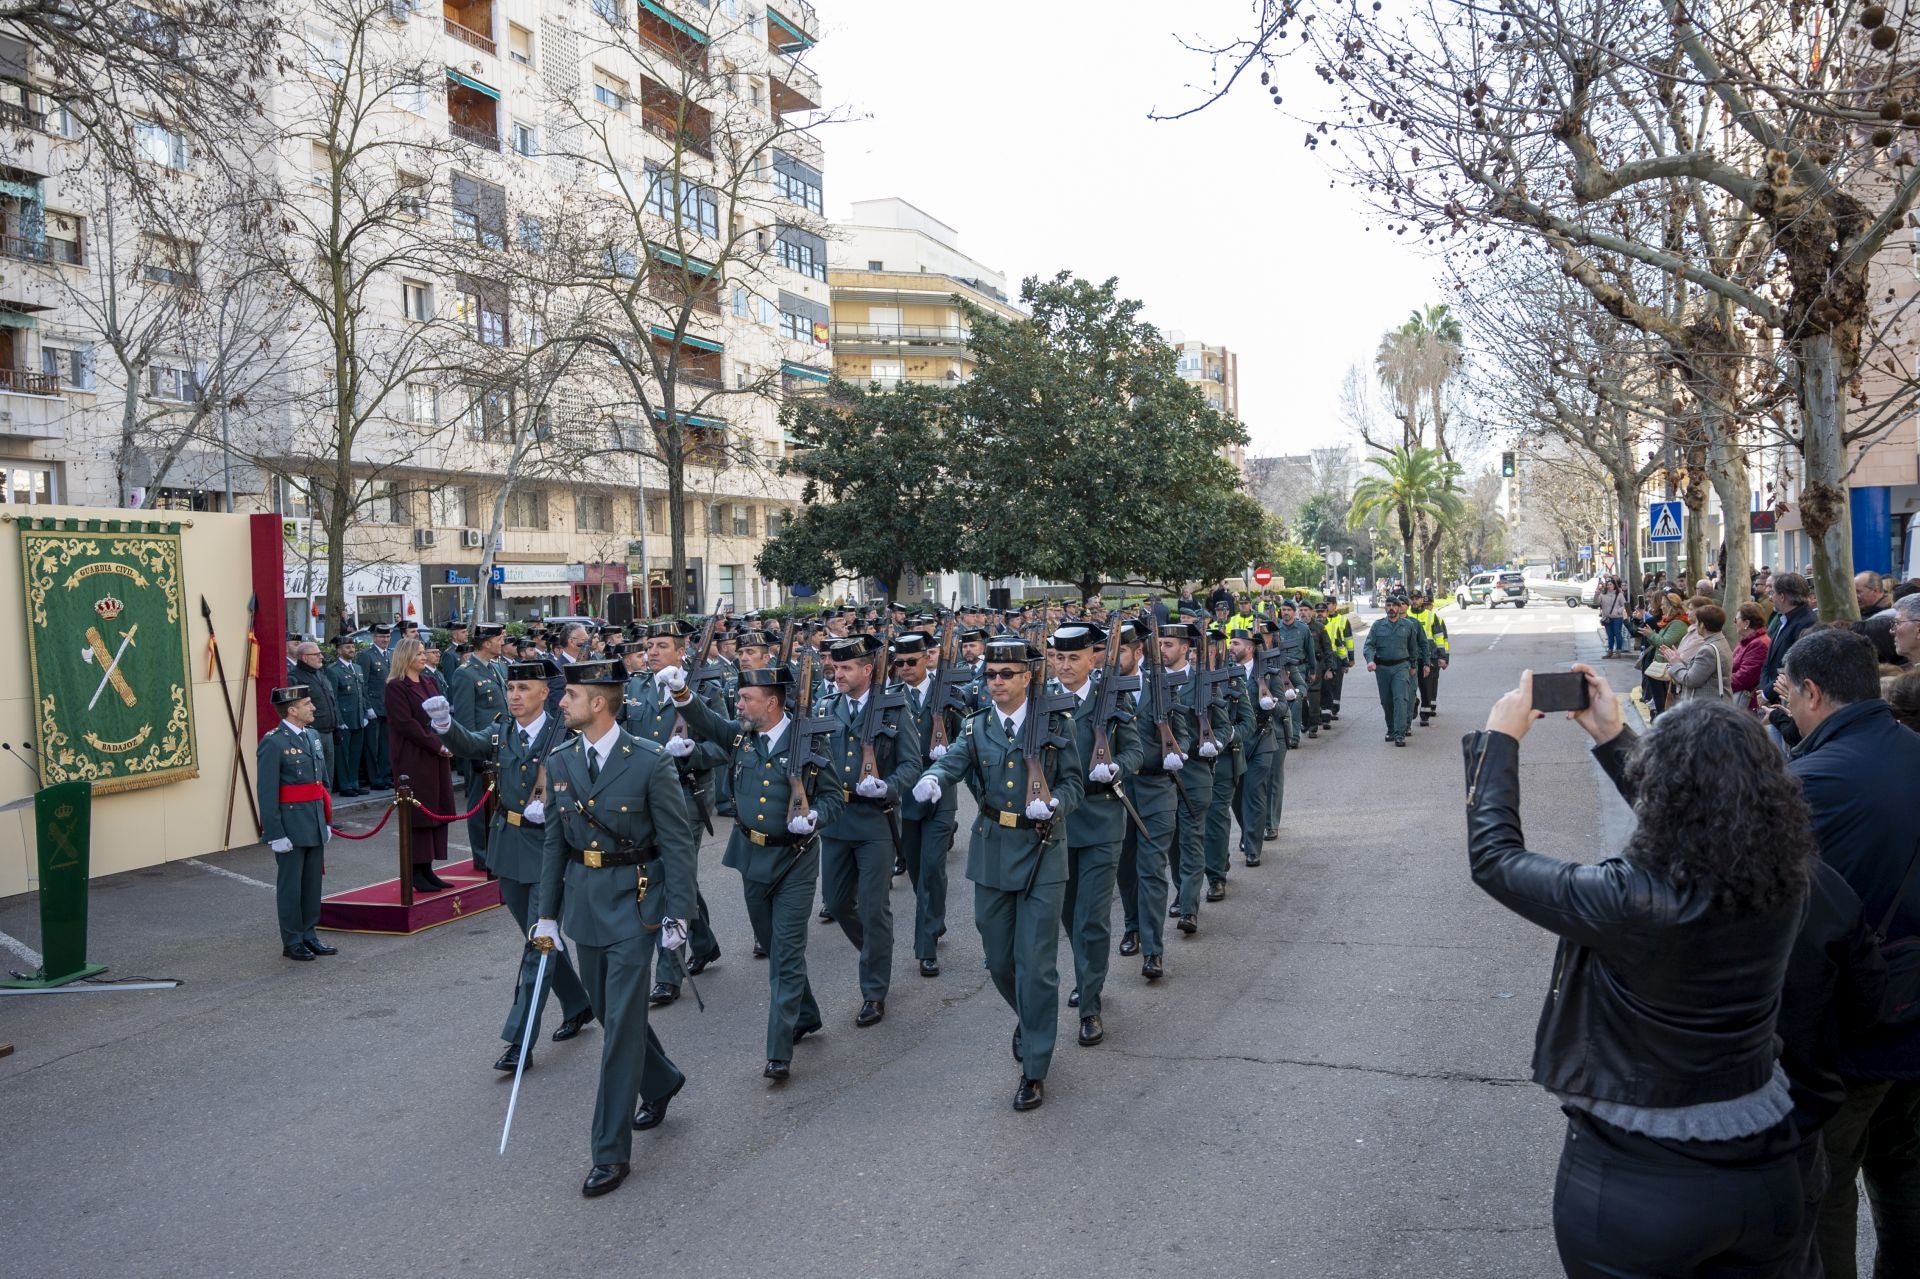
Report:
3,602,1648,1277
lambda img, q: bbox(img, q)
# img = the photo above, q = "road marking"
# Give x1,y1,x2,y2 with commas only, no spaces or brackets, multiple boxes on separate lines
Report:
0,928,42,968
1487,619,1516,649
184,858,275,890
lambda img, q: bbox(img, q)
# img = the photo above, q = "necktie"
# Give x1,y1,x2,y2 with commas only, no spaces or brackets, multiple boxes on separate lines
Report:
761,733,772,756
519,729,531,750
1004,716,1016,739
587,747,601,782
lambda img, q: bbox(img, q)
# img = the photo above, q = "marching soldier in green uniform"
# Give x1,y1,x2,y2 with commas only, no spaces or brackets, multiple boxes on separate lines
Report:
818,634,922,1026
435,659,595,1070
1320,601,1351,724
623,620,726,1005
1304,601,1334,734
446,622,508,867
889,631,959,977
1200,622,1254,902
257,686,338,961
1271,600,1320,743
1114,619,1195,980
1364,593,1431,746
1258,618,1289,842
914,636,1084,1109
1164,621,1228,934
1228,626,1282,869
663,663,843,1080
530,660,696,1199
323,635,368,797
1405,588,1450,726
1048,623,1142,1047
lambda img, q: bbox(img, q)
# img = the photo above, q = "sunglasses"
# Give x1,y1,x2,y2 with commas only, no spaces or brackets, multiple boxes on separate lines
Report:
984,668,1025,680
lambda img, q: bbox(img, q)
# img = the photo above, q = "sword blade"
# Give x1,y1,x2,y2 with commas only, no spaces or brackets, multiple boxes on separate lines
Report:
499,948,549,1154
89,626,139,710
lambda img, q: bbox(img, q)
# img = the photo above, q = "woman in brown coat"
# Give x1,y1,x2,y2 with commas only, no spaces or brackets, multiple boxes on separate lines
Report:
385,636,456,893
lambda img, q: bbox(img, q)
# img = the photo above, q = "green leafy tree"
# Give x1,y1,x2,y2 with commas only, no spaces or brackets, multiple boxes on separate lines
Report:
755,381,963,601
957,273,1255,598
1347,445,1464,586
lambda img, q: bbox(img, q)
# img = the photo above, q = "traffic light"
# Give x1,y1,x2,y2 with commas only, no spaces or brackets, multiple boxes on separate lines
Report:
1501,451,1515,477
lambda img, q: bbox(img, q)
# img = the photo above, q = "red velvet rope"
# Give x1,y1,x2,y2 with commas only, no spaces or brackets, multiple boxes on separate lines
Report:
329,804,396,841
406,784,495,824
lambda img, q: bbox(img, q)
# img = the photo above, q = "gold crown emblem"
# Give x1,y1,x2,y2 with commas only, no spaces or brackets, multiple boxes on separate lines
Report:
94,594,125,622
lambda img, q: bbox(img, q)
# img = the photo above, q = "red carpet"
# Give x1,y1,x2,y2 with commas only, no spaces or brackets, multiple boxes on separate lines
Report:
317,859,502,935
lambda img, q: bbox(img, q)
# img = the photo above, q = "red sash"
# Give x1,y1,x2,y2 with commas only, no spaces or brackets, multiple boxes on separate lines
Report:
279,782,332,823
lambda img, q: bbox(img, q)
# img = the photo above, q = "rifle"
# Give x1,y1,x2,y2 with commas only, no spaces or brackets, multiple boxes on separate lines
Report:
1086,622,1147,835
924,614,973,757
1141,613,1196,817
1018,652,1078,890
672,614,723,834
853,643,908,853
1197,627,1238,754
785,646,838,827
776,616,796,670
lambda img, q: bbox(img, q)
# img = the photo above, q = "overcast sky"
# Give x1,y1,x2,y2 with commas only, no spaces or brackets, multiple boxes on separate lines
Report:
807,0,1438,460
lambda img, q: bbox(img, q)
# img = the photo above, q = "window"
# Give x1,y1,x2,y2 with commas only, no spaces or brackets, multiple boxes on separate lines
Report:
429,485,469,528
40,346,94,390
516,215,544,252
593,69,628,112
1,463,62,505
508,23,533,65
147,362,201,402
646,498,665,533
732,505,753,536
396,172,428,219
406,382,438,423
730,288,749,318
716,564,735,606
455,277,508,345
771,150,823,214
591,0,625,26
402,279,433,321
451,173,507,248
576,492,612,531
642,163,718,237
463,385,516,440
360,479,402,524
779,289,828,345
775,224,826,281
866,259,883,271
511,121,537,156
133,120,190,170
140,234,198,288
127,4,185,54
44,212,83,265
505,487,547,529
304,25,347,80
394,77,430,116
601,246,638,278
756,296,777,327
308,142,335,188
707,503,726,534
765,507,787,538
274,475,313,519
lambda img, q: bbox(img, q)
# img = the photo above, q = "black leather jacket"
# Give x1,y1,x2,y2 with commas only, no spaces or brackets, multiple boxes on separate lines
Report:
1463,728,1806,1108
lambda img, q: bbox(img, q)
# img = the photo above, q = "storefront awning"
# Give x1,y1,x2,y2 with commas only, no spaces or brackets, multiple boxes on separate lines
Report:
446,69,500,100
650,324,723,354
496,581,567,599
640,0,709,44
781,360,830,383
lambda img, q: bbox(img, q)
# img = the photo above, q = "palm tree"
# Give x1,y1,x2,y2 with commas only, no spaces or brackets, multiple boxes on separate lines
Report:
1348,445,1465,588
1373,304,1465,458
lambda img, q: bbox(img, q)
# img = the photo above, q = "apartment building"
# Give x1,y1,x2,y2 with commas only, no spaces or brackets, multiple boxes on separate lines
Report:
1169,333,1246,476
0,0,830,630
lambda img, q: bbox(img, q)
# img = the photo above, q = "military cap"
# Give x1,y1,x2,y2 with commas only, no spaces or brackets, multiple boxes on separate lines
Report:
827,634,883,661
1277,598,1298,611
643,619,696,640
508,658,561,683
1115,619,1147,645
958,627,987,644
453,643,472,657
1206,622,1227,641
287,632,308,644
473,622,505,639
563,659,624,686
1388,592,1411,605
983,636,1041,664
738,666,794,689
603,641,632,660
332,633,358,647
737,629,776,649
1160,621,1201,643
397,620,420,632
370,623,393,635
890,631,934,656
1049,623,1105,651
887,601,908,614
270,685,310,707
599,624,625,637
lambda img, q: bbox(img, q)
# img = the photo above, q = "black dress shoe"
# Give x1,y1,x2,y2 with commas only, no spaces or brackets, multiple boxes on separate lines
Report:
493,1044,530,1072
818,907,834,924
410,871,441,894
1205,880,1226,902
1178,914,1198,935
1118,930,1140,956
687,949,718,976
892,854,907,877
551,1008,595,1042
793,1020,822,1044
1013,1077,1044,1111
304,938,338,956
752,941,768,959
1394,736,1407,747
1385,734,1395,743
1067,988,1080,1008
919,958,939,978
422,869,453,890
1012,1027,1023,1062
1168,903,1182,918
1306,729,1318,739
1244,854,1262,868
1078,1015,1104,1047
649,982,680,1007
1141,954,1164,980
855,999,885,1027
581,1162,629,1197
764,1059,790,1082
282,943,316,961
1263,828,1278,841
631,1076,684,1131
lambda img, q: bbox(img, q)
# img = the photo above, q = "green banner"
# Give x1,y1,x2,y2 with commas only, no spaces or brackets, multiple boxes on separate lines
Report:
19,517,198,794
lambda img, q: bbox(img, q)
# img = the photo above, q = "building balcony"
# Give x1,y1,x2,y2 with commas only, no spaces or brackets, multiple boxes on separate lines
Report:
0,368,59,396
450,119,500,151
770,58,820,117
829,322,971,357
443,0,495,53
0,369,64,439
444,17,496,55
1,233,47,263
447,72,502,151
766,1,818,49
0,98,46,132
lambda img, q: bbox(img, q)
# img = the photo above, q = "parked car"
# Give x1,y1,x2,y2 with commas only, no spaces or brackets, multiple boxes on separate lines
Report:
1525,575,1588,608
1457,571,1529,608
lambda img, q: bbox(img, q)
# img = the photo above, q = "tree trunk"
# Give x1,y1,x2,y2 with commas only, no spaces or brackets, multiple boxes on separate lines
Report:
479,479,513,624
666,434,689,615
1702,413,1751,612
1613,470,1642,595
1795,331,1860,621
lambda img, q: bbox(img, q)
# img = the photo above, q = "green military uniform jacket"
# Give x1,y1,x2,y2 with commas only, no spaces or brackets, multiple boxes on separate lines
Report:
441,713,564,884
819,683,922,842
356,644,394,715
921,704,1085,891
1055,679,1144,848
1131,661,1199,778
1174,663,1232,758
324,656,367,725
535,728,696,946
1272,618,1322,679
1364,616,1432,666
897,675,959,823
675,694,845,882
257,721,329,847
622,672,730,777
446,654,507,767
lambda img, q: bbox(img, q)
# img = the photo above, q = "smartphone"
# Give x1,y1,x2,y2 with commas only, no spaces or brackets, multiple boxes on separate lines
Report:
1532,671,1591,714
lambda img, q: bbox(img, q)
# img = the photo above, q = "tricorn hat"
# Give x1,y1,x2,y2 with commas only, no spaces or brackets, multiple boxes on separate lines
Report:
270,685,310,707
563,660,625,686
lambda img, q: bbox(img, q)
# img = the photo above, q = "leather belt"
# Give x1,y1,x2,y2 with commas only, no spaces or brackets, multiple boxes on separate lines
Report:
1374,657,1409,666
980,803,1035,830
504,809,544,828
566,846,658,869
744,828,809,847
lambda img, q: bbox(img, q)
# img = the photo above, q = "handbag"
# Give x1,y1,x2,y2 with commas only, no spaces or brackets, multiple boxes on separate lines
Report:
1644,661,1670,681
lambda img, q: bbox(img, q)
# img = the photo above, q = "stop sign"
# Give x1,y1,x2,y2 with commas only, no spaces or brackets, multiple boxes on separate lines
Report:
1253,567,1273,586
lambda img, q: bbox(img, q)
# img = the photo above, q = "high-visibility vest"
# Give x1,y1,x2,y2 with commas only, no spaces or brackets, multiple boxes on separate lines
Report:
1326,612,1352,658
1408,608,1449,656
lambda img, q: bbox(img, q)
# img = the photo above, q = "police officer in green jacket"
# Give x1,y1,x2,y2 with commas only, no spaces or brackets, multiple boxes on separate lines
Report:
914,636,1083,1110
529,659,697,1200
889,630,960,978
665,664,844,1080
1200,622,1255,902
257,686,337,961
1048,623,1142,1048
1164,621,1230,934
1114,618,1196,981
435,659,594,1071
323,635,368,797
446,622,508,866
1364,593,1432,746
355,623,395,789
1405,588,1450,726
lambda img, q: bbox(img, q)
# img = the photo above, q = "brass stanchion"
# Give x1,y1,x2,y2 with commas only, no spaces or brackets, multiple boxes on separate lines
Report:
395,776,414,907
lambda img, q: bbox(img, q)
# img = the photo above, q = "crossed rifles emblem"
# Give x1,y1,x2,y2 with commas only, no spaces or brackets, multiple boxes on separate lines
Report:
80,593,138,710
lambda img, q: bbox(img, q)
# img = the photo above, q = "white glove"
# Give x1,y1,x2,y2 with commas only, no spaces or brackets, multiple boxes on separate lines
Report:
664,735,696,758
1162,752,1185,772
788,811,818,835
365,708,378,724
654,665,686,693
1024,797,1059,822
1259,694,1277,711
912,775,942,804
520,799,545,824
1284,688,1299,701
322,825,332,844
531,919,564,953
422,694,450,717
427,707,453,733
855,775,888,798
269,837,293,853
661,918,689,953
929,743,948,760
1199,741,1220,758
1089,762,1118,783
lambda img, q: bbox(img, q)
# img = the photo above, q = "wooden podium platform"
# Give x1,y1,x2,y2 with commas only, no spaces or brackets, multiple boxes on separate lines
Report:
317,858,501,935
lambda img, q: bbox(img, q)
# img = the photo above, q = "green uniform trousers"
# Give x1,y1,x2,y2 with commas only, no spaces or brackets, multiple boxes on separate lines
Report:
274,844,324,949
1173,758,1216,917
655,802,721,986
498,877,591,1045
1062,832,1121,1018
1376,664,1417,738
1204,747,1240,883
1265,716,1286,830
1235,729,1275,861
901,805,957,962
1117,773,1179,955
821,833,895,1001
976,877,1066,1080
742,845,824,1061
573,933,684,1166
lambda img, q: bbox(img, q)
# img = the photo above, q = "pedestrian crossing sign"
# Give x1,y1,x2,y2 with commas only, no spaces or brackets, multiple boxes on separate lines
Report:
1649,501,1683,544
